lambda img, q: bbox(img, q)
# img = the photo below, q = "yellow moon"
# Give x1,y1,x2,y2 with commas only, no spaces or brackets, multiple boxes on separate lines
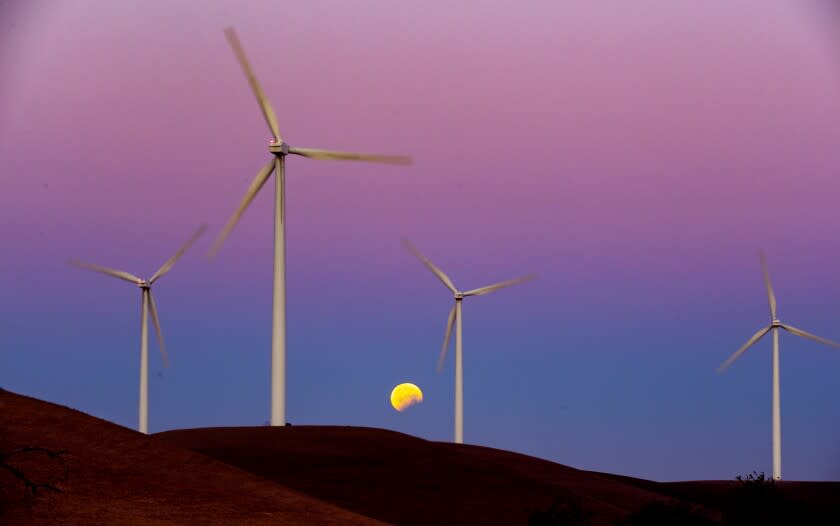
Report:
390,383,423,412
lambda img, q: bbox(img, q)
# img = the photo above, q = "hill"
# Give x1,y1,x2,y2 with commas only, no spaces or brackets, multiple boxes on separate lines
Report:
158,427,840,525
156,425,683,525
611,477,840,523
5,386,838,525
0,388,387,525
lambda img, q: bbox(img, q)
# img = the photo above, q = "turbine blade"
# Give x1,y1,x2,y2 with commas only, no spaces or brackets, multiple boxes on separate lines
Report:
463,273,537,297
150,224,208,284
780,323,840,350
401,238,457,293
760,249,777,320
718,325,771,373
208,160,275,258
147,290,169,368
288,146,413,166
224,26,282,142
69,259,140,284
437,304,457,373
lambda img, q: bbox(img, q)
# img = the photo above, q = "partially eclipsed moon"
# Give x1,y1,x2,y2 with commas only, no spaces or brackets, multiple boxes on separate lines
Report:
390,383,423,412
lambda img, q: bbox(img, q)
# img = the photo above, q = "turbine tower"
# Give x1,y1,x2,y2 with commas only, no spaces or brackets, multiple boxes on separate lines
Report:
402,239,535,444
71,225,206,434
209,27,412,427
718,249,840,480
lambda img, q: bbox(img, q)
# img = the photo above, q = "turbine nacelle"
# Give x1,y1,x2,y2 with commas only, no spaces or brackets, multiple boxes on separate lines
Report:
454,292,464,300
771,319,781,327
268,141,290,155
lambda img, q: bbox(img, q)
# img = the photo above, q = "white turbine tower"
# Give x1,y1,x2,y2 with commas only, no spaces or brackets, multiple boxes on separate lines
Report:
70,224,207,434
209,27,412,427
718,249,840,480
402,239,535,444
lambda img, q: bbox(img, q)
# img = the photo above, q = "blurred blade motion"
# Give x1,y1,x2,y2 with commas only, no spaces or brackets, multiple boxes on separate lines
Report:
224,26,282,142
402,239,457,293
463,274,536,297
759,250,777,320
150,224,207,283
289,147,413,166
209,159,276,258
69,259,140,284
718,326,771,373
438,304,457,373
781,323,840,350
147,290,169,368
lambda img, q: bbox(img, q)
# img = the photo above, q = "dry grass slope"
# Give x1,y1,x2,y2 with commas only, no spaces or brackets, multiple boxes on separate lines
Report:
5,387,837,526
0,389,388,525
157,425,685,526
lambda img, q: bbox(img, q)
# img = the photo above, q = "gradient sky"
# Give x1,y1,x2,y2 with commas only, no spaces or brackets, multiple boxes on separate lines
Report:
3,0,840,482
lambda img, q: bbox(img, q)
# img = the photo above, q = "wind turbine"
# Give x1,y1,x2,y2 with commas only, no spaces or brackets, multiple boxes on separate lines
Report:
70,224,207,434
402,239,535,444
718,249,840,480
208,27,413,427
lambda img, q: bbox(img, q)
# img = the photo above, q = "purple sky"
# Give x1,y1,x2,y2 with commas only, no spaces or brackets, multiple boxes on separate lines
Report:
2,0,840,481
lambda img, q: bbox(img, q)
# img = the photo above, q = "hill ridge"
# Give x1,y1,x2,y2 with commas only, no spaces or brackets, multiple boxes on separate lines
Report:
1,388,389,525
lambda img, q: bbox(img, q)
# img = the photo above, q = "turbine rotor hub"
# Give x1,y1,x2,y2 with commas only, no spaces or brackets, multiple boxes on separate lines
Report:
268,141,290,155
454,292,464,300
138,280,150,289
771,319,781,327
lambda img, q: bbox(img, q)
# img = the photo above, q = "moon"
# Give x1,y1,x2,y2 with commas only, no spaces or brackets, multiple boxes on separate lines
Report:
390,383,423,412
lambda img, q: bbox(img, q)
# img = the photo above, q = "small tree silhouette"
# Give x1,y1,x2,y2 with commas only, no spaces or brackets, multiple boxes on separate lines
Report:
724,470,782,524
734,470,772,487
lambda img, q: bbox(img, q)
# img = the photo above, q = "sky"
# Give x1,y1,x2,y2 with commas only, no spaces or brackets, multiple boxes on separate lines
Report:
2,0,840,482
